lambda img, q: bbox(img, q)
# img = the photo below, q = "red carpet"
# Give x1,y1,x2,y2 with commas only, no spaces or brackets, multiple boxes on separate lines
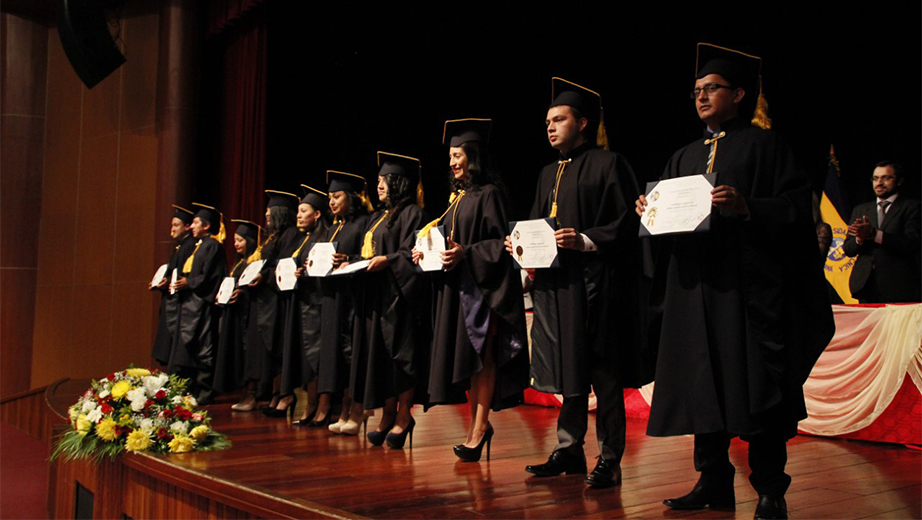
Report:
0,423,48,520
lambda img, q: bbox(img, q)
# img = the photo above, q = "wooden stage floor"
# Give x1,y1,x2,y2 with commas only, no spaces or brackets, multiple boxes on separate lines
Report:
159,395,921,519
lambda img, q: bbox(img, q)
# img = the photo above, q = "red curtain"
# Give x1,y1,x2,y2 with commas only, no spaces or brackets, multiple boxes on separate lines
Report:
212,2,267,232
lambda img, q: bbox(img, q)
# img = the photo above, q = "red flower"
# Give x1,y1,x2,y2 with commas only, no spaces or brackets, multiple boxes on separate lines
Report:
155,390,166,400
157,428,169,438
161,409,173,418
100,403,113,414
145,399,155,409
106,373,116,381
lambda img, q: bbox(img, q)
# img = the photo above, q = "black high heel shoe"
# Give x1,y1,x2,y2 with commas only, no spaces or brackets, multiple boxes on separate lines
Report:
385,417,415,449
307,412,331,428
454,422,493,462
262,394,297,418
291,407,317,426
367,420,396,446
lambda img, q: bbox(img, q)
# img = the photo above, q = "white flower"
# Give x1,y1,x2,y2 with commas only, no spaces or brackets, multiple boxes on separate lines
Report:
138,418,154,433
182,396,198,408
142,373,169,397
170,421,188,435
97,389,110,399
85,407,103,423
171,396,183,405
127,387,147,412
81,400,96,413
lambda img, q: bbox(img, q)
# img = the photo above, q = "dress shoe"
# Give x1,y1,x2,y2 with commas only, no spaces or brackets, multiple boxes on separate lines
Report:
663,483,735,511
454,423,492,462
585,457,621,488
367,419,396,446
291,408,317,426
753,495,787,519
328,418,347,434
341,410,373,436
525,449,587,476
231,393,257,412
385,417,415,449
262,394,296,418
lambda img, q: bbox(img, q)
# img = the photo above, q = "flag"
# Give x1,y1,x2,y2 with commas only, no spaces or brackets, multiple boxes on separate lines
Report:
819,145,857,303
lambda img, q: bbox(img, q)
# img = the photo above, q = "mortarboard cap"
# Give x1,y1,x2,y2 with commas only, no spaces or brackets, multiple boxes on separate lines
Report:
265,190,300,210
442,118,492,147
549,77,609,150
300,184,328,212
232,219,261,241
377,152,424,208
192,202,226,243
172,204,194,225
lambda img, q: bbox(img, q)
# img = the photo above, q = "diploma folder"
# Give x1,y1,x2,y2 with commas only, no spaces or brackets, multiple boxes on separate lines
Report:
638,172,717,237
509,218,560,269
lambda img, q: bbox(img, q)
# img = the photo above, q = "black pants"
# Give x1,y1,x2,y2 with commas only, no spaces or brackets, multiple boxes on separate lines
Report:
694,429,791,496
555,364,626,462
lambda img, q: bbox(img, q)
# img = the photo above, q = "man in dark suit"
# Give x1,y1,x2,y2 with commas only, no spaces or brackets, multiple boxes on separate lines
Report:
844,161,921,303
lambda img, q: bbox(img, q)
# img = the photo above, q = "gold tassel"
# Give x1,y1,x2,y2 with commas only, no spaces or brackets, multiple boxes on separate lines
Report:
751,89,772,130
360,211,388,259
247,231,270,263
417,179,425,208
417,192,462,238
359,191,374,212
596,107,610,151
215,220,226,244
182,240,202,274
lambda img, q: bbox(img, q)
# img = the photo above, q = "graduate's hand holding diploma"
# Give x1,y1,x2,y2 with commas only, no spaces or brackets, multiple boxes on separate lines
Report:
554,228,584,250
635,194,648,217
504,235,513,255
411,248,422,265
441,238,464,271
366,255,389,272
172,277,189,292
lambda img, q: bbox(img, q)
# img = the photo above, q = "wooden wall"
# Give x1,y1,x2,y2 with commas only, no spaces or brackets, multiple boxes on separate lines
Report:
29,1,163,389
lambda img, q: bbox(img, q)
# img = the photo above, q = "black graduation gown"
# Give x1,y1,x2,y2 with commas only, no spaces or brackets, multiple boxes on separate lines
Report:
213,257,250,393
349,206,431,410
646,118,834,438
428,184,529,411
243,226,302,393
279,221,327,394
317,214,370,395
169,235,228,371
152,234,196,365
528,143,650,397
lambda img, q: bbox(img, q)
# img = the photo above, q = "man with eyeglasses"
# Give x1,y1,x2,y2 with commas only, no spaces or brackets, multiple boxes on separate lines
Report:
636,44,833,519
843,161,920,303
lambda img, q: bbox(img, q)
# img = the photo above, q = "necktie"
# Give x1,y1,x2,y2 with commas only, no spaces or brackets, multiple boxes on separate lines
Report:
878,200,891,227
704,131,726,174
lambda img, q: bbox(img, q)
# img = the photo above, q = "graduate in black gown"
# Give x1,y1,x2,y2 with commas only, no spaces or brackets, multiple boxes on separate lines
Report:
213,219,261,395
151,205,195,366
520,78,648,488
637,44,834,519
418,119,528,462
349,152,430,448
315,171,372,434
170,203,228,405
280,185,329,425
237,191,301,413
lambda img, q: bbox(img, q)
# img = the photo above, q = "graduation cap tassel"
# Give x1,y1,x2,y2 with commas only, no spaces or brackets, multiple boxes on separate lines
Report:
417,191,463,238
750,79,772,130
417,179,425,209
215,220,226,244
596,108,610,151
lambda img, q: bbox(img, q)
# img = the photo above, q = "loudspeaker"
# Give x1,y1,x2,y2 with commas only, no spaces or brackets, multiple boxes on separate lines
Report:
57,0,126,89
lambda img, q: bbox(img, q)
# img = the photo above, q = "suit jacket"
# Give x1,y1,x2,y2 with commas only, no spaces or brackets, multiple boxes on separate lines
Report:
843,196,921,302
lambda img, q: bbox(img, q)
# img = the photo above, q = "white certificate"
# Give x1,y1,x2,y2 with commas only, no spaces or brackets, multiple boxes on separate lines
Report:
331,259,371,276
307,242,337,277
216,277,236,304
238,260,265,286
509,218,558,269
150,263,168,289
639,173,716,237
415,225,446,272
169,268,178,295
275,257,298,291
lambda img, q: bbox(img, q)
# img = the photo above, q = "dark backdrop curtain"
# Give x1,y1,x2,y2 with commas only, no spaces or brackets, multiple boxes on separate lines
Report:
200,0,268,254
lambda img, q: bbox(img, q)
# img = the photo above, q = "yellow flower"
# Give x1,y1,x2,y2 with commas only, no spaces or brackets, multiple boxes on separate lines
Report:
111,380,131,399
125,430,152,452
117,414,132,426
75,414,91,436
95,418,118,441
125,368,151,378
168,436,194,453
189,425,209,442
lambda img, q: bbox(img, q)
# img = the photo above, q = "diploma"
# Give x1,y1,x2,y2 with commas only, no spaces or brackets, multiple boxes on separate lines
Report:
275,257,298,291
238,260,265,286
330,259,371,276
414,225,447,272
509,218,559,269
169,268,178,295
638,173,716,237
216,277,236,305
306,242,338,277
149,263,168,289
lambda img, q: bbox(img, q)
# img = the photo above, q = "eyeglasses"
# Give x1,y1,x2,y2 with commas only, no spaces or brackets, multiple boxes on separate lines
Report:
690,83,734,99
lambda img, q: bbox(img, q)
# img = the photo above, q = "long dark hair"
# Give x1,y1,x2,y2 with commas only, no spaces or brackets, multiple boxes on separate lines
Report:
448,141,510,208
263,205,296,258
382,173,417,228
334,191,370,220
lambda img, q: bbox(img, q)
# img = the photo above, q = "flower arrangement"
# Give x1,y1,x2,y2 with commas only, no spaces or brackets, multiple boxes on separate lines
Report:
52,367,230,462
